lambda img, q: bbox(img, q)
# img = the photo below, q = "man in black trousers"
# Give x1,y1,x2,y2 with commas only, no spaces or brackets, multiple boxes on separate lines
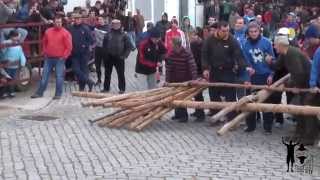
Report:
102,19,133,94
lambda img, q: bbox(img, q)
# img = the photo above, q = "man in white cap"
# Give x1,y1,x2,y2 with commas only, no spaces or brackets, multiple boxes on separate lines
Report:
266,35,317,145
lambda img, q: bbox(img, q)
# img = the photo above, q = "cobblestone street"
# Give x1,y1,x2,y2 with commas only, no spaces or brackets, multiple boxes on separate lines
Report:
0,52,319,180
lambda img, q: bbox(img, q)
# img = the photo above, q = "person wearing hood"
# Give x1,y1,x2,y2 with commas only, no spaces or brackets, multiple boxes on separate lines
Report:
166,36,197,123
94,15,110,85
68,13,95,92
102,19,133,94
165,19,187,55
180,16,194,49
242,22,275,133
155,12,171,42
136,28,166,89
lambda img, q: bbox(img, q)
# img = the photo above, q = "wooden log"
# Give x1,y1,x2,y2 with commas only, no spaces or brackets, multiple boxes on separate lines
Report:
129,107,165,130
164,78,320,94
97,109,133,127
112,87,188,108
134,107,171,131
72,91,113,98
210,95,257,122
81,87,173,107
171,101,320,116
88,109,125,124
107,108,153,128
133,87,206,131
217,74,291,135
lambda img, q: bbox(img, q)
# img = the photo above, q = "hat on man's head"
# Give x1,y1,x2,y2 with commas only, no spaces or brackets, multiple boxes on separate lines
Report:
305,25,320,39
274,35,290,45
149,28,161,38
111,19,121,24
72,13,82,18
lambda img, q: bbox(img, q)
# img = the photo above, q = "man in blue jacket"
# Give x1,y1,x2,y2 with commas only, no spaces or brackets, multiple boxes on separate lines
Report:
69,13,95,92
310,48,320,91
242,22,275,134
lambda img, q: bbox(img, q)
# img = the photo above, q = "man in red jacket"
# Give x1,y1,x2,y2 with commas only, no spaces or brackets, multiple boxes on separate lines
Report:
31,15,72,99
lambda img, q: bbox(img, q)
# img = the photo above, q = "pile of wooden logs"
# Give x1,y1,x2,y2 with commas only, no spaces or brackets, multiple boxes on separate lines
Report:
73,86,205,131
73,74,320,134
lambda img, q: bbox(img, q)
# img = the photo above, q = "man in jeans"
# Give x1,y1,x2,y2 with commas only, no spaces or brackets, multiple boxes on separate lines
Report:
31,16,72,99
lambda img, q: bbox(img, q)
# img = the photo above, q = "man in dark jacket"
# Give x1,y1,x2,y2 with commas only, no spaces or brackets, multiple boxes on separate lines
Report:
69,13,95,92
155,12,171,42
103,19,133,94
94,15,110,85
267,35,316,145
166,37,197,123
190,27,205,122
136,28,166,89
202,21,248,126
123,11,136,50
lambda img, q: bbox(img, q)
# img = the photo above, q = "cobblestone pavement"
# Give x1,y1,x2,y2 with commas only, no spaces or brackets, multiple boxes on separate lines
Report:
0,52,320,180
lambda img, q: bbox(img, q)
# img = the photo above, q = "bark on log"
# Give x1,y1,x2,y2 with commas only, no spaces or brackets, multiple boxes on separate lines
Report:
72,91,113,98
130,107,165,130
211,95,257,122
82,87,173,107
133,87,206,131
112,87,188,108
164,77,319,94
171,101,320,116
107,108,153,128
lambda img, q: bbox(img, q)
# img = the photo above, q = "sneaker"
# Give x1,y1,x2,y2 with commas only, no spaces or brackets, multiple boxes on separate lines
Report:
8,93,15,98
52,96,61,100
101,89,109,93
178,118,188,123
244,127,255,133
118,90,125,94
190,112,198,117
194,117,205,123
31,94,43,99
274,122,283,128
264,130,272,135
95,79,101,85
88,82,94,92
134,73,138,78
171,116,179,121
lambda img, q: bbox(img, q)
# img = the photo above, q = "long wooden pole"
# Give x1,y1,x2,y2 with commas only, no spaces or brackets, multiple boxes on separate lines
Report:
210,74,289,124
171,101,320,116
164,79,320,94
216,74,290,135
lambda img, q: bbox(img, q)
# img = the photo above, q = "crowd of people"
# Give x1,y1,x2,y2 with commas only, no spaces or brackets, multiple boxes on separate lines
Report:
0,0,320,145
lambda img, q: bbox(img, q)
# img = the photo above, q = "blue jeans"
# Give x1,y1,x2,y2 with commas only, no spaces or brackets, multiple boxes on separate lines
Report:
5,68,18,94
127,31,136,49
36,58,65,97
71,54,93,91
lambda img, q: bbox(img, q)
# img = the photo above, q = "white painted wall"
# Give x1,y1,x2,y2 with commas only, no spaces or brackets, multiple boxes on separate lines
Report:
164,0,180,21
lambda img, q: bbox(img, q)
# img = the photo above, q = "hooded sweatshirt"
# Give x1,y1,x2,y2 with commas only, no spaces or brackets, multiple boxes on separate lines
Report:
243,36,275,76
